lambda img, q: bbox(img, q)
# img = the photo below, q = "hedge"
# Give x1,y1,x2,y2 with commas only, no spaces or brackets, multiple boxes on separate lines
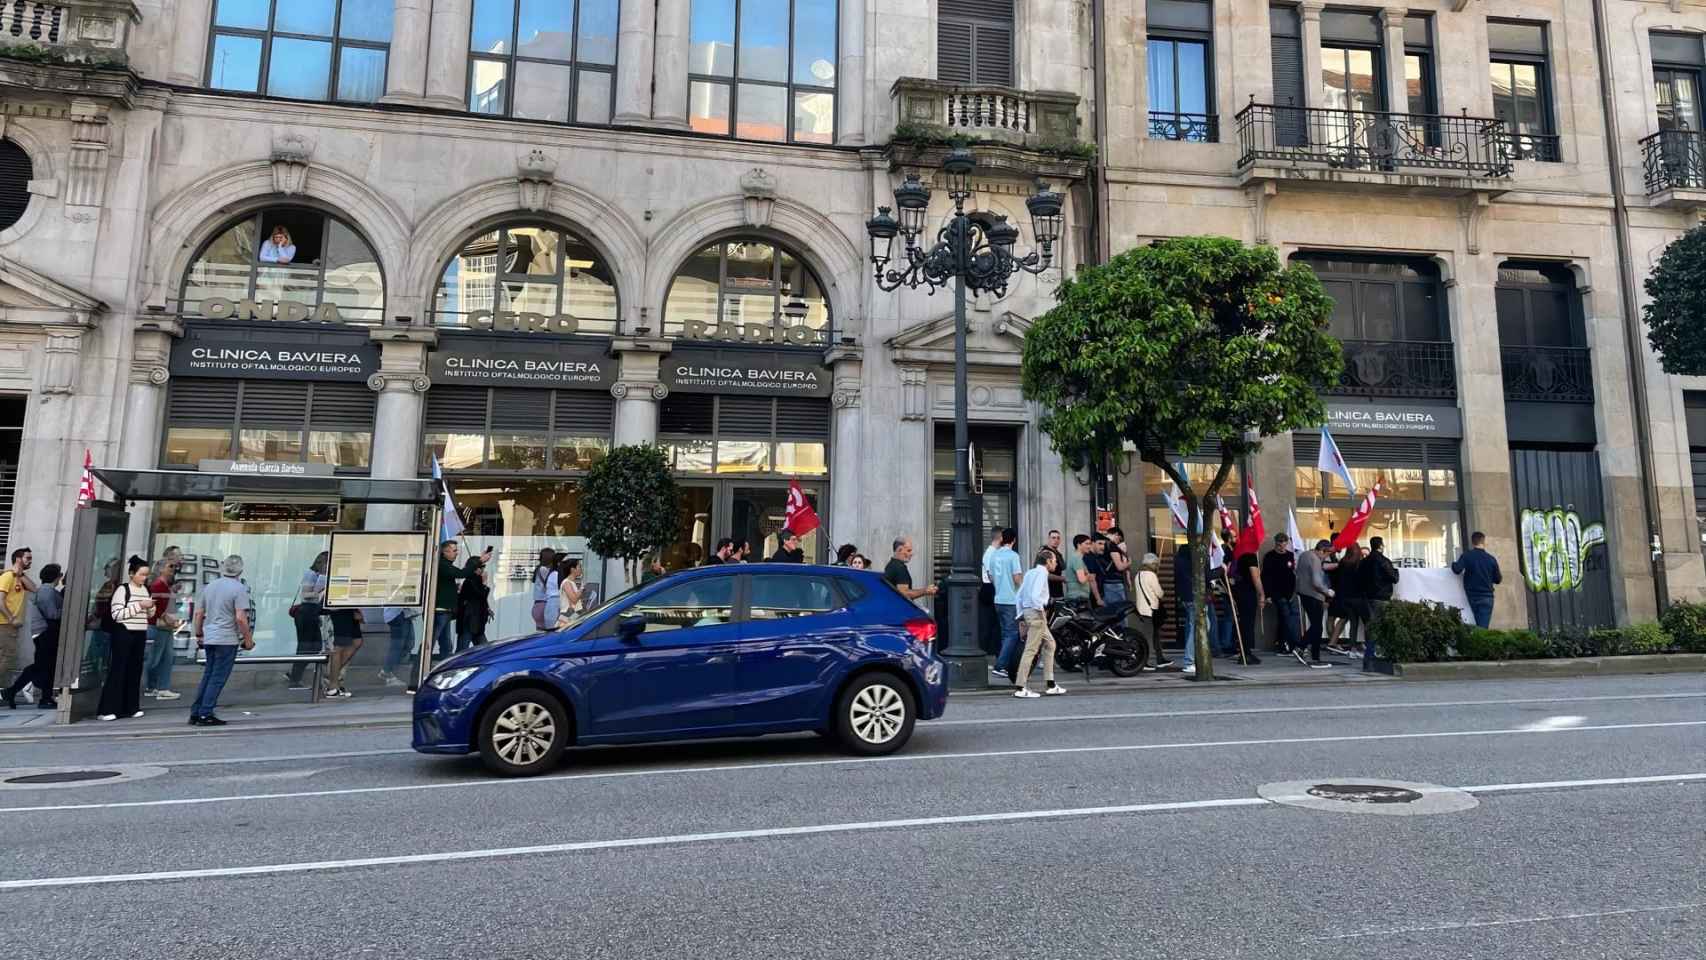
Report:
1369,600,1693,663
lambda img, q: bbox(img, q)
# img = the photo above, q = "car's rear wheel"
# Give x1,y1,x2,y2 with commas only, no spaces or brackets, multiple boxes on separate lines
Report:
834,673,916,756
477,688,570,777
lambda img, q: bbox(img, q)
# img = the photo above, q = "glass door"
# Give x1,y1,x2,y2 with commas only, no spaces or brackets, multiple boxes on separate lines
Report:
1656,68,1702,131
56,504,129,722
663,483,717,572
726,483,823,563
1322,45,1384,166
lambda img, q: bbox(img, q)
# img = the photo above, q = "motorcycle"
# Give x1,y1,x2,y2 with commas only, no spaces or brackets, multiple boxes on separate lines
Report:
1049,599,1148,680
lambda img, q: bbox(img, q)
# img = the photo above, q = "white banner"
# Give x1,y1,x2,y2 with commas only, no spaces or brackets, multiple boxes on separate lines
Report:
1391,567,1475,624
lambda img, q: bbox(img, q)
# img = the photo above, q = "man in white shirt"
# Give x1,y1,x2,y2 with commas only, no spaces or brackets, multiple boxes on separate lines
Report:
1012,549,1066,699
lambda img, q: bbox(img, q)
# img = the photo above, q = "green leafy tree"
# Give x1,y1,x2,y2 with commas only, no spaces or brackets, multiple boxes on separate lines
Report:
1020,236,1342,680
1643,224,1706,375
580,444,680,585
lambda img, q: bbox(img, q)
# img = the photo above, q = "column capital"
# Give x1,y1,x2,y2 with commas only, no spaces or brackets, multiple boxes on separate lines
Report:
1380,6,1408,28
611,380,669,401
1299,1,1325,19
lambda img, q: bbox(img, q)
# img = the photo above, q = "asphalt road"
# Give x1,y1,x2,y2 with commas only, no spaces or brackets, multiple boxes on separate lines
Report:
1,674,1702,960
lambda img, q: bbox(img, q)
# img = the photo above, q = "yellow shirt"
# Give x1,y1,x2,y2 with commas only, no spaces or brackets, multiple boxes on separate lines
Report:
0,570,25,623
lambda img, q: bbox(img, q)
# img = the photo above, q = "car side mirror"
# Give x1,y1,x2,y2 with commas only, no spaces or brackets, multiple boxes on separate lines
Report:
617,613,647,642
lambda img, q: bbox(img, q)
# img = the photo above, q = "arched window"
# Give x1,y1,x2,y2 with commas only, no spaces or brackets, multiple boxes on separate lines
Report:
664,237,830,341
0,138,31,231
467,0,618,123
181,207,386,324
433,223,618,332
207,0,392,102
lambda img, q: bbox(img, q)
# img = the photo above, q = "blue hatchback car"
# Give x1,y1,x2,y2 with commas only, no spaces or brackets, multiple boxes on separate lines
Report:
413,563,949,776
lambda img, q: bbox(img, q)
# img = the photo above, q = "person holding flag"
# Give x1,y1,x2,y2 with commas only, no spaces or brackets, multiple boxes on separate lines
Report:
429,455,488,663
780,479,819,560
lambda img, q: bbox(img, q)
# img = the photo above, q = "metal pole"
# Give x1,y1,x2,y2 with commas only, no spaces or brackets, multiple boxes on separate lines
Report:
416,505,442,692
942,236,986,689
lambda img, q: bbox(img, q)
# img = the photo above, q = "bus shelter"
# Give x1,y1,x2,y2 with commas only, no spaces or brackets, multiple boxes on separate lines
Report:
53,468,443,724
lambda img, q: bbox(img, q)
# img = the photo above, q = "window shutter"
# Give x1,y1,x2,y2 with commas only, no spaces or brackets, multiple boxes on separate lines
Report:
489,388,552,430
424,387,489,432
659,396,714,435
717,396,775,436
0,139,31,231
167,379,241,427
308,382,376,430
975,24,1014,86
552,391,614,435
938,20,974,83
1270,33,1307,145
775,398,831,438
238,381,309,427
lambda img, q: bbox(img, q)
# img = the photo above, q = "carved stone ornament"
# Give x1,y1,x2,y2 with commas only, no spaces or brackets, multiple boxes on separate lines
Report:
831,387,861,409
517,149,557,212
367,372,432,393
271,133,314,196
740,167,778,227
65,99,110,211
899,365,928,421
41,332,84,395
609,381,668,401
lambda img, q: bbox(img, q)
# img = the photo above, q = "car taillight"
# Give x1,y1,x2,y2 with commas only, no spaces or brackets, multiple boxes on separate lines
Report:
904,618,937,655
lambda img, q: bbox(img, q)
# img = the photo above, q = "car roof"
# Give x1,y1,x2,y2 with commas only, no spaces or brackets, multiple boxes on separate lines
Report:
663,562,881,582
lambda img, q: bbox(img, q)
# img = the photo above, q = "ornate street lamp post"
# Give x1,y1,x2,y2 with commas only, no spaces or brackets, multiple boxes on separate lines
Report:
866,148,1064,689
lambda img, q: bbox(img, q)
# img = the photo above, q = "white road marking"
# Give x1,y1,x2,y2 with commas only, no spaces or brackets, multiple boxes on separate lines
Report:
2,720,1701,815
27,690,1704,771
935,692,1706,727
1459,772,1706,793
1519,715,1586,731
4,772,1703,891
1314,902,1706,940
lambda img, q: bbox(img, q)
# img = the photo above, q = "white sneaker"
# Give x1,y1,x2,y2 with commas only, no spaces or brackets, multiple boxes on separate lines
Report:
1181,664,1197,676
1013,688,1042,699
142,688,157,697
384,676,405,688
1044,684,1067,696
97,713,117,721
154,690,181,701
129,711,145,718
18,687,33,704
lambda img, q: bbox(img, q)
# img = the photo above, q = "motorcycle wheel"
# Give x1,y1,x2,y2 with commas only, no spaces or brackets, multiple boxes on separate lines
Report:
1105,628,1148,678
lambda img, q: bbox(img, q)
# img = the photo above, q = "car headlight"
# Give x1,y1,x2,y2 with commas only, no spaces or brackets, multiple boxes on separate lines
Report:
426,667,479,690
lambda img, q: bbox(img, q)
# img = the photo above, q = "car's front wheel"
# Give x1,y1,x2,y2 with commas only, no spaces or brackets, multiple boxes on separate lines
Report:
834,673,916,756
477,688,570,777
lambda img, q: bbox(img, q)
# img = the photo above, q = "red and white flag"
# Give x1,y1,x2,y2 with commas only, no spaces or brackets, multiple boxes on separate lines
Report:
1235,478,1266,557
1331,480,1382,551
784,479,820,536
76,449,96,508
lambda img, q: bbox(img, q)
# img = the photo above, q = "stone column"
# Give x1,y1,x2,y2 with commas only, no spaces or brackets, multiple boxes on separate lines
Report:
835,0,866,145
1447,258,1525,628
827,347,864,545
1380,7,1408,115
613,0,658,124
1251,434,1298,651
1108,0,1143,151
1299,1,1326,110
367,328,436,530
424,0,474,109
167,0,214,85
610,338,671,446
121,315,182,550
651,0,691,128
380,0,433,103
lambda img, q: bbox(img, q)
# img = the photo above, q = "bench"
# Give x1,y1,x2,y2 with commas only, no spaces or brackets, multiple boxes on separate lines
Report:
192,652,333,703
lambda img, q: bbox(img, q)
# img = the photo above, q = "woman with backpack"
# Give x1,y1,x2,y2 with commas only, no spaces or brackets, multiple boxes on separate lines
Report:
456,558,493,650
530,548,558,631
99,557,154,721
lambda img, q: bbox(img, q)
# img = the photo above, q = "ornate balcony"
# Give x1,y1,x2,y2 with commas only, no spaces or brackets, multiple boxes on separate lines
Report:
1147,111,1218,143
1328,339,1457,400
887,78,1087,181
1501,346,1593,403
1640,129,1706,208
0,0,138,63
1235,102,1514,193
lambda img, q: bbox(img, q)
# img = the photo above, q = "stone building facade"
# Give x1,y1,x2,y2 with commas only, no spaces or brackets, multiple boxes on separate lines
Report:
0,0,1701,645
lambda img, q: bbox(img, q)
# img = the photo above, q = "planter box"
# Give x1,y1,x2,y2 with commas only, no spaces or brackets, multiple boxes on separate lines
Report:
1394,653,1706,681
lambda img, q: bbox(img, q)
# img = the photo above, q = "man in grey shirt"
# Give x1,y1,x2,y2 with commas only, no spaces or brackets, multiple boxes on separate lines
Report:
190,555,253,726
1294,540,1335,668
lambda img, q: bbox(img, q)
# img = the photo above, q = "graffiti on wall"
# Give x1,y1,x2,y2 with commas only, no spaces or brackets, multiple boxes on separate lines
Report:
1519,508,1607,592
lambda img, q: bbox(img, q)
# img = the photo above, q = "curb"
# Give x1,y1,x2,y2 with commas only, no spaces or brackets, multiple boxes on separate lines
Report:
0,713,411,743
1394,653,1706,681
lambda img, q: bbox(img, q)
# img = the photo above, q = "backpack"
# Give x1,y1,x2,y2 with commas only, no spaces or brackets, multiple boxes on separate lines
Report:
98,583,129,632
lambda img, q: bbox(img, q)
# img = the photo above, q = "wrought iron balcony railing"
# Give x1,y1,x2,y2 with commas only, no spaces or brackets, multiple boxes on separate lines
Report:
1641,128,1706,194
1329,339,1458,400
1148,111,1218,143
1503,131,1561,163
1236,103,1514,178
1501,346,1593,403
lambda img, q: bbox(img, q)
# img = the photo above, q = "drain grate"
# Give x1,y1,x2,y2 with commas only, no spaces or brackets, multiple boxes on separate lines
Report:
4,769,124,785
1306,783,1424,804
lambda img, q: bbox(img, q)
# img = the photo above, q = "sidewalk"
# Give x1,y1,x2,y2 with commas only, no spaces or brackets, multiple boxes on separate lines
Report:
959,652,1392,698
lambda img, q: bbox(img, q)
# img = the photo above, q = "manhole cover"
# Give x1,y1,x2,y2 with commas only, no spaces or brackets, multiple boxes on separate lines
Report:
1259,778,1478,816
1306,783,1424,804
4,770,122,785
0,764,168,791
